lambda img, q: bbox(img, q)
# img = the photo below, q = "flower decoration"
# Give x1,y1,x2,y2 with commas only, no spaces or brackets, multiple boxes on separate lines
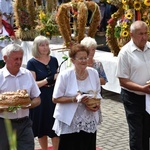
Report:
145,20,150,26
0,35,13,46
122,21,128,28
35,10,60,39
134,1,142,11
14,0,37,41
105,0,150,56
122,0,128,4
56,1,100,48
114,26,121,38
0,35,11,41
121,30,129,37
18,8,31,31
125,10,133,20
144,0,150,6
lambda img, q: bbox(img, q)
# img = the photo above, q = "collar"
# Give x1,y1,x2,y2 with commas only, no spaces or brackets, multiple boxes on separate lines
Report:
2,66,26,77
130,39,150,53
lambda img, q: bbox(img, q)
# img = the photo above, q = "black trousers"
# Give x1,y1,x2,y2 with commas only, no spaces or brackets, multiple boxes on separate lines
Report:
58,130,96,150
121,89,150,150
0,117,34,150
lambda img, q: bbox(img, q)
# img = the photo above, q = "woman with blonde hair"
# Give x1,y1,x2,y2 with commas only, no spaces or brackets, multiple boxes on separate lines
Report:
27,35,59,150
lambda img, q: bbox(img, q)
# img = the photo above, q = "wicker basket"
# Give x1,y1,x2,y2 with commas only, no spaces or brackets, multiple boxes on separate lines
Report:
85,98,101,110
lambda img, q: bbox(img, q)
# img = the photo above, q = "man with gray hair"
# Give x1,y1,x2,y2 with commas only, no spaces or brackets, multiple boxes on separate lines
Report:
116,20,150,150
0,43,41,150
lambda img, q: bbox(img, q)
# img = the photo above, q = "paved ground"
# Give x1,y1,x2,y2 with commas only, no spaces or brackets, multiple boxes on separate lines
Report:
35,89,130,150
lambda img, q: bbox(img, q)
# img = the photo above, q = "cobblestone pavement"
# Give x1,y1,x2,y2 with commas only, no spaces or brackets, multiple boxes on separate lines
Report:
96,89,129,150
35,89,130,150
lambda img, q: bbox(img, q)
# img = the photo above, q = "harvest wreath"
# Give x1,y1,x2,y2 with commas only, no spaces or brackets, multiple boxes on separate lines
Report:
106,0,150,56
56,0,101,47
14,0,37,41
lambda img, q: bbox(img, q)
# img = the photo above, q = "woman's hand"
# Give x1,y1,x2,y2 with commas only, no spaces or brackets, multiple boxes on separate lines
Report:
80,95,89,104
81,96,100,112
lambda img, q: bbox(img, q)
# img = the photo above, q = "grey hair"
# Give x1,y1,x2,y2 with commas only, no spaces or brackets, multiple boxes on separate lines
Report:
130,20,148,33
32,35,50,57
2,43,24,58
80,37,97,48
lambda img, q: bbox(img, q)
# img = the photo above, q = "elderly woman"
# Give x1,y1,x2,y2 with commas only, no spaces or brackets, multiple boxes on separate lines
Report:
81,36,107,85
52,44,102,150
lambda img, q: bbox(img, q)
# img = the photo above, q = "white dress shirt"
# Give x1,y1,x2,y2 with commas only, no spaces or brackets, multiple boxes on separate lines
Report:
116,40,150,95
0,66,41,119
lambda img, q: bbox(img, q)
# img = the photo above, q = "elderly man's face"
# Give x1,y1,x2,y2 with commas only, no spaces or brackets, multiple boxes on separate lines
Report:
131,27,148,50
4,51,23,75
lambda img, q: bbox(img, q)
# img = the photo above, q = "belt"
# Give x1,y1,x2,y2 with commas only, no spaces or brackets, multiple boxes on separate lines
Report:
10,116,29,123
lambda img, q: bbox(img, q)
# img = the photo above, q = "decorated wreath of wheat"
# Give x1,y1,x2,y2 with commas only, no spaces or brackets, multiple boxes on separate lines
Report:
56,0,101,48
106,0,150,56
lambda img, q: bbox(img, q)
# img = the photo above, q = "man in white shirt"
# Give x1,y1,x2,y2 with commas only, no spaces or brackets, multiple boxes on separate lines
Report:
116,20,150,150
0,43,41,150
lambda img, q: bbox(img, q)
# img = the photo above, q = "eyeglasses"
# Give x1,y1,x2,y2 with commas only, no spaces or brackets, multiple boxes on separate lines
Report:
46,65,51,75
75,57,89,62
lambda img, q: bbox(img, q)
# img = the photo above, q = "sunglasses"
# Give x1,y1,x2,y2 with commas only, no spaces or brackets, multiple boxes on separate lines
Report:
46,65,51,75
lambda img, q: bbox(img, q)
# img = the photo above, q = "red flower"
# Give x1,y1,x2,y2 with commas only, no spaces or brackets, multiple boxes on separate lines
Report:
107,18,114,24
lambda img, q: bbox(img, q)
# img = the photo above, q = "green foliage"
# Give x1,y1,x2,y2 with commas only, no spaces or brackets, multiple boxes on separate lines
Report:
35,10,60,38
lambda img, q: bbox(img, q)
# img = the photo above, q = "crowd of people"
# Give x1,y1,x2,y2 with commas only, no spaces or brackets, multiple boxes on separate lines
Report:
0,38,104,150
0,2,105,149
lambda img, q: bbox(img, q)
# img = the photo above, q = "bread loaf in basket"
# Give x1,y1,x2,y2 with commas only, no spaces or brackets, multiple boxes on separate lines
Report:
85,97,101,110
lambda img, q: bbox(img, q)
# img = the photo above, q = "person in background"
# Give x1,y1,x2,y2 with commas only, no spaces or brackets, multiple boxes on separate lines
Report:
116,20,150,150
0,43,41,150
27,35,59,150
52,44,102,150
0,0,14,27
99,2,118,32
81,36,107,85
0,10,15,68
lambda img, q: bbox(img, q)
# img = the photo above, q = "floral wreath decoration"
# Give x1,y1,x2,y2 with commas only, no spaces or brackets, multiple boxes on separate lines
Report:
35,9,60,39
14,0,38,41
56,0,101,48
105,0,150,56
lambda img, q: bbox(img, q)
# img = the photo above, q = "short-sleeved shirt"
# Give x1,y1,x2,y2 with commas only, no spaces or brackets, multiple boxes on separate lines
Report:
116,40,150,95
0,66,41,119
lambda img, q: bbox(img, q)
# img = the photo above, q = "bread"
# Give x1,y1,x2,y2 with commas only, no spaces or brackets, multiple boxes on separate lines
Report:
85,98,101,110
0,90,31,107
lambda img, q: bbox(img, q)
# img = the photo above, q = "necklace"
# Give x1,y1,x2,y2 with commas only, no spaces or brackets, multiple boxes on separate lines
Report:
75,70,87,80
